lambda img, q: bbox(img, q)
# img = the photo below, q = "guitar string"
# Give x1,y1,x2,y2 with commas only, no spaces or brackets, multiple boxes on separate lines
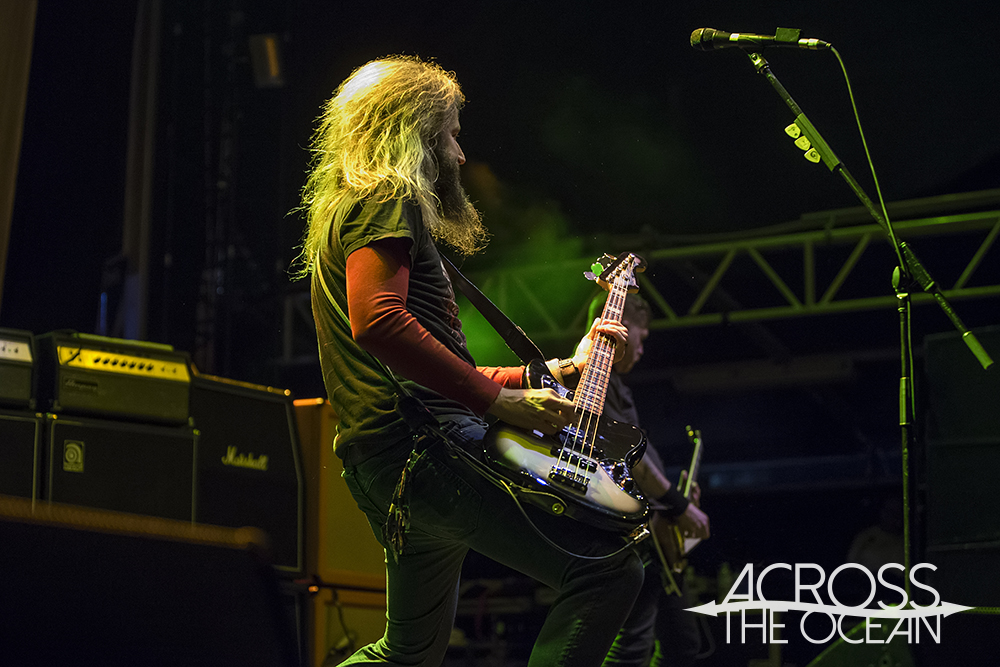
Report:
561,259,632,486
582,270,624,461
573,264,627,464
558,262,612,473
562,266,616,475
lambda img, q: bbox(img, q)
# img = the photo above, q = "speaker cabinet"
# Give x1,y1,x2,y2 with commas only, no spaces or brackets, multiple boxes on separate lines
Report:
293,398,387,667
924,325,1000,442
924,543,1000,609
44,413,196,521
0,495,299,667
925,438,1000,545
189,373,304,573
922,327,1000,609
0,409,41,499
806,619,914,666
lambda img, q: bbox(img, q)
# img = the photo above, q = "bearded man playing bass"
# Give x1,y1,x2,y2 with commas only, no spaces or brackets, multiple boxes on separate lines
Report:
297,55,644,667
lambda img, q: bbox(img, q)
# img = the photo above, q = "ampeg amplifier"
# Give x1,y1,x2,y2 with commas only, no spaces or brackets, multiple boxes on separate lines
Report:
44,413,197,521
35,331,191,425
0,328,36,409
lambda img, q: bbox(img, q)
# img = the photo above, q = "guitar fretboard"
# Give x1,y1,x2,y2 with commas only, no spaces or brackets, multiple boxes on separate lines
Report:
572,260,635,420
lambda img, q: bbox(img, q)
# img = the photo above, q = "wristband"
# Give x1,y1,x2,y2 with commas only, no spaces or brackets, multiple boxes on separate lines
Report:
654,486,689,519
557,357,580,376
557,357,581,387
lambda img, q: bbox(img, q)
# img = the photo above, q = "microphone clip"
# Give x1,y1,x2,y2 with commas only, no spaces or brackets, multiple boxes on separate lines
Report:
773,27,803,46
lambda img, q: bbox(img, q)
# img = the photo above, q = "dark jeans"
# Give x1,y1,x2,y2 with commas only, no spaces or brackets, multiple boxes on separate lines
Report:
603,548,700,667
339,416,645,667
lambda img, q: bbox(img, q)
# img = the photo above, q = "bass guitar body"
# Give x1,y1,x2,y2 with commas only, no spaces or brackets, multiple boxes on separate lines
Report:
483,360,649,532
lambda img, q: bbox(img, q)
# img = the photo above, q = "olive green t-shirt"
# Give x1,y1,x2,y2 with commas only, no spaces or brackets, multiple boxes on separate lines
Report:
311,198,479,462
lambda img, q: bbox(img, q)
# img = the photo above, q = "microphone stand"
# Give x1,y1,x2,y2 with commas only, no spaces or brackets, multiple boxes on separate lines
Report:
741,49,994,602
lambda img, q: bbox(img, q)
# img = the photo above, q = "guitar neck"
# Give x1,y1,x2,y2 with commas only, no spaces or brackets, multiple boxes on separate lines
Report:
573,276,629,417
681,429,703,499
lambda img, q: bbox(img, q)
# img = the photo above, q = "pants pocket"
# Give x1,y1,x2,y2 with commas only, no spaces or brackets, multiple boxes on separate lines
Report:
406,449,483,540
343,461,399,523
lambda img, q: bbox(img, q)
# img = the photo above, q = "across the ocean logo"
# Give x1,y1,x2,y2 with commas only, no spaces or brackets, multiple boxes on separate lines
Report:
687,562,972,645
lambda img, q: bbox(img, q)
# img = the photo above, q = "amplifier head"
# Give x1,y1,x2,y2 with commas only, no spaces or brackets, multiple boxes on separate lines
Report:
35,331,191,425
0,328,36,410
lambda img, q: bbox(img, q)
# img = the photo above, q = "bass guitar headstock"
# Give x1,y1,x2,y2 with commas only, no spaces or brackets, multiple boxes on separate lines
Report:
585,252,646,294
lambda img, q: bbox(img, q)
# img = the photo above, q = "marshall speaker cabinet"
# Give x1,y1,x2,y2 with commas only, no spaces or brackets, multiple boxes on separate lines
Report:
189,372,304,573
35,331,191,425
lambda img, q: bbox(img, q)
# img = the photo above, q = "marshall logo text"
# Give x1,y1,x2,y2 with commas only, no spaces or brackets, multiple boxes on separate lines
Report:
220,446,269,471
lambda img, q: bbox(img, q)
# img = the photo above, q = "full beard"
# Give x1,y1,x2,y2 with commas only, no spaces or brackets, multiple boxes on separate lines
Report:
430,151,489,257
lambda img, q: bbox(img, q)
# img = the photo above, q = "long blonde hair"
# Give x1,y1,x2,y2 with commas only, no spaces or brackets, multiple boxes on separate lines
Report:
293,56,465,278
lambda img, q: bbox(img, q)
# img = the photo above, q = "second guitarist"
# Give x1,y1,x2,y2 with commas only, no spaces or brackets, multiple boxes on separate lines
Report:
598,293,711,667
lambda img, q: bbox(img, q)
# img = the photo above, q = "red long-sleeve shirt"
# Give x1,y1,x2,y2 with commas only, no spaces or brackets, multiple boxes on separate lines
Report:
345,237,523,415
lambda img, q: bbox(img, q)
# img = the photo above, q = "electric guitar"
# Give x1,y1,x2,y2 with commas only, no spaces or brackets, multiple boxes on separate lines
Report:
482,253,649,533
652,425,705,595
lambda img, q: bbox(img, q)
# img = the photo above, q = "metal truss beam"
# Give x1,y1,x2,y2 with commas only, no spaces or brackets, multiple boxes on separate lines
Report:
458,210,1000,345
276,207,1000,368
638,210,1000,331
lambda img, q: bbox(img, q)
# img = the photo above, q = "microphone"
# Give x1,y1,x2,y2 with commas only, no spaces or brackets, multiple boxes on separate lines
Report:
691,27,831,51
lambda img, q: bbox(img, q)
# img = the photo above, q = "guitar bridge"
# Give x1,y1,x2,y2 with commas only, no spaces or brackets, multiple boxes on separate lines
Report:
548,467,590,492
548,449,598,492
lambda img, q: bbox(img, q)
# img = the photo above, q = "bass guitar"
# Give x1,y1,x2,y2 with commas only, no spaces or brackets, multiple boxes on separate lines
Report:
482,253,649,533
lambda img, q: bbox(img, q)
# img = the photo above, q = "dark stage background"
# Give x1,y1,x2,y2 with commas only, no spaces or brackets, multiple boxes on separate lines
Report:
3,1,1000,664
7,0,1000,354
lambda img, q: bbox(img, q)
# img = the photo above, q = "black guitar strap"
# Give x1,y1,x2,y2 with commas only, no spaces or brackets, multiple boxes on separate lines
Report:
439,254,545,364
